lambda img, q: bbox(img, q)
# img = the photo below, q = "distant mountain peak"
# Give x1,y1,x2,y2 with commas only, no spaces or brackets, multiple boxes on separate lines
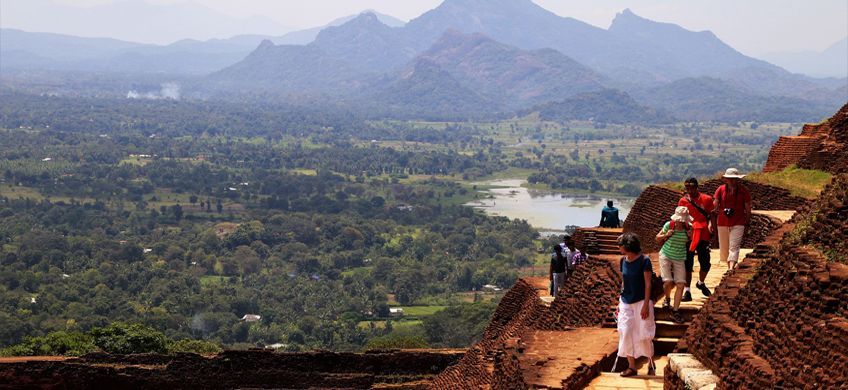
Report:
257,39,275,50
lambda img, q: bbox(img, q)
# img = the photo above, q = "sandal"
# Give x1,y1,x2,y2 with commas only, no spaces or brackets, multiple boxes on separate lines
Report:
647,360,656,376
662,297,671,311
620,367,638,377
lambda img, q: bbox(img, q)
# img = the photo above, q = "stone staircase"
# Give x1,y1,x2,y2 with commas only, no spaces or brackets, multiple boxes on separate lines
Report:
584,248,749,389
576,228,623,256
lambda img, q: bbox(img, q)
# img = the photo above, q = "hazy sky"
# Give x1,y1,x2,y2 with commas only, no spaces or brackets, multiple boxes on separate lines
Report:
3,0,847,55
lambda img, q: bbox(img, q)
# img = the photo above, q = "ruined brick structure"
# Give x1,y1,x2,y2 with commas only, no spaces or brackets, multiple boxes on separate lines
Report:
764,103,848,174
431,258,623,389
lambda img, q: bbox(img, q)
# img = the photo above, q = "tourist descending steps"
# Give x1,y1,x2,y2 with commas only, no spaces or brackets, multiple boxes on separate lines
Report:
549,244,568,297
679,178,715,301
656,207,692,324
714,168,752,271
615,233,656,377
564,236,586,269
600,200,622,228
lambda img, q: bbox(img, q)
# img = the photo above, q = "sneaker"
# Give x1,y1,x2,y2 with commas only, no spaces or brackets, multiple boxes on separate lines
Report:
696,281,712,297
672,310,685,324
662,297,671,311
682,291,693,302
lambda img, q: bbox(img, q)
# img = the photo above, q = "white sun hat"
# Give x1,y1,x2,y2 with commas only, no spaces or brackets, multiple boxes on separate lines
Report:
722,168,746,179
671,206,692,223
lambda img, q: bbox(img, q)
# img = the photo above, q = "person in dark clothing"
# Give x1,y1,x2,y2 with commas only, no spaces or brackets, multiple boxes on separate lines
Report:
600,200,621,228
549,244,568,296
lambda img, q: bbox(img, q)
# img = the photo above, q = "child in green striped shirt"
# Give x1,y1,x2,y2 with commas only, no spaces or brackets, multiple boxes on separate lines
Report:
656,206,692,323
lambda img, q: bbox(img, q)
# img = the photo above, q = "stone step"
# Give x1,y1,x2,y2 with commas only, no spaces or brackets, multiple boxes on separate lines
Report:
585,372,664,389
655,320,688,338
594,234,622,240
654,306,698,323
653,337,680,356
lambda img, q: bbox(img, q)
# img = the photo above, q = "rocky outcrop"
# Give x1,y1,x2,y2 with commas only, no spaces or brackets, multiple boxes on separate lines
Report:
0,349,464,389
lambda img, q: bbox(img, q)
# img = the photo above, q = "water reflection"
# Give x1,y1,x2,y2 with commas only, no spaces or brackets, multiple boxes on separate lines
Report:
466,179,635,231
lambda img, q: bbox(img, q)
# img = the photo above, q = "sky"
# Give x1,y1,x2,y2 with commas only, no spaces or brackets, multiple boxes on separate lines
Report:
2,0,847,56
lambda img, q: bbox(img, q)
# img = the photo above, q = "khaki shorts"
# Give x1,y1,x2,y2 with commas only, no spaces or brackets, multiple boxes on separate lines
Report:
659,254,686,284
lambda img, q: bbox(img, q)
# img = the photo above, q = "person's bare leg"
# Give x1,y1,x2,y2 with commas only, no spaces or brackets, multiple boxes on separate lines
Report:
627,356,637,371
663,281,674,302
674,283,685,309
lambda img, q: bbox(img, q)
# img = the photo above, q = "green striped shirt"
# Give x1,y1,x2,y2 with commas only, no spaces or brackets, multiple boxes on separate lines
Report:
660,221,688,261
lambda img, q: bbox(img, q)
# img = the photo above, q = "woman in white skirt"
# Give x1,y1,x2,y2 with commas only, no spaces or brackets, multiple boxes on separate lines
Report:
616,232,656,377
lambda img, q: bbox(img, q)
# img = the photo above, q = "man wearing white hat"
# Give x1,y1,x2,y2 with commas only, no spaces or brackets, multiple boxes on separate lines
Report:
713,168,752,270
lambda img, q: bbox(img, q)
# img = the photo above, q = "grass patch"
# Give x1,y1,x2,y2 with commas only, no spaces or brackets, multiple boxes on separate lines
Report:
199,275,240,287
395,306,447,317
746,166,832,199
357,320,423,330
340,266,373,278
291,168,317,176
0,185,45,200
119,156,152,166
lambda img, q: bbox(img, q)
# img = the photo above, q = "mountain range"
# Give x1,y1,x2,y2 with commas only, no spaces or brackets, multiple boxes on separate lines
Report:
762,37,848,79
2,0,846,122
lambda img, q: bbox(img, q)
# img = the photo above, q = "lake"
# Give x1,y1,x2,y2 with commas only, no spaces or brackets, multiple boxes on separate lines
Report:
465,179,635,233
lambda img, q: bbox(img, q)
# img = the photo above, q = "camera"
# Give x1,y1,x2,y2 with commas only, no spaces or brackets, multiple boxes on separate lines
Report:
723,208,734,217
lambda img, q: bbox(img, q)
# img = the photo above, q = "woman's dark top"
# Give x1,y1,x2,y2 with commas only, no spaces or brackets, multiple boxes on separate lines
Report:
620,254,652,304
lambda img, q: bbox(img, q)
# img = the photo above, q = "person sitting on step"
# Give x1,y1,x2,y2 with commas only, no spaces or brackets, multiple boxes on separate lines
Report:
600,200,622,228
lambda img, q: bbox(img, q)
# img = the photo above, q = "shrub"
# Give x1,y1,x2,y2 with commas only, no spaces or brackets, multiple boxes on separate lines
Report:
90,323,169,354
167,339,222,355
0,331,95,357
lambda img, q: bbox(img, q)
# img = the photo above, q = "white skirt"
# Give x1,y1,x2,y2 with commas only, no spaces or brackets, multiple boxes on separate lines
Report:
617,298,655,358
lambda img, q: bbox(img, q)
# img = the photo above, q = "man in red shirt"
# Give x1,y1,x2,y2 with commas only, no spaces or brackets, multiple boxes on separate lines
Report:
678,178,714,301
714,168,752,271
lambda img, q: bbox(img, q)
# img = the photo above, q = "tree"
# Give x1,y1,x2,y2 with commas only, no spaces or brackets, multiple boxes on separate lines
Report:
171,204,183,221
422,303,496,348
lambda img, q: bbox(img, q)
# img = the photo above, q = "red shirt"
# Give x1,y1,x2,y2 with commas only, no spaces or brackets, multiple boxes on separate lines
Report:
679,192,714,238
714,184,751,227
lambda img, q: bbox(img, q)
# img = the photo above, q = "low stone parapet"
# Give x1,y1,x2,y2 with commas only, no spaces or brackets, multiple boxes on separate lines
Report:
664,353,719,390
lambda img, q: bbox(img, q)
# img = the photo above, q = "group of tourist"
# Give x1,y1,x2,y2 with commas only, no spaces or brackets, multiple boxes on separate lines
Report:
548,235,586,296
613,168,752,377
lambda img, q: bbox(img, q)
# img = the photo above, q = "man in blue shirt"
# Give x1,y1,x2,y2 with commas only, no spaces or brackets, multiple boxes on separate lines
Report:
600,200,621,228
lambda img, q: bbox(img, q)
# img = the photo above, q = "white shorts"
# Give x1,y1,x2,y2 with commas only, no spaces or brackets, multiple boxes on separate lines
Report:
659,254,686,284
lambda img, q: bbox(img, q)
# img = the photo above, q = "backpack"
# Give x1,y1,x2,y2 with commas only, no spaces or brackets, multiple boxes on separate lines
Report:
620,255,664,302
